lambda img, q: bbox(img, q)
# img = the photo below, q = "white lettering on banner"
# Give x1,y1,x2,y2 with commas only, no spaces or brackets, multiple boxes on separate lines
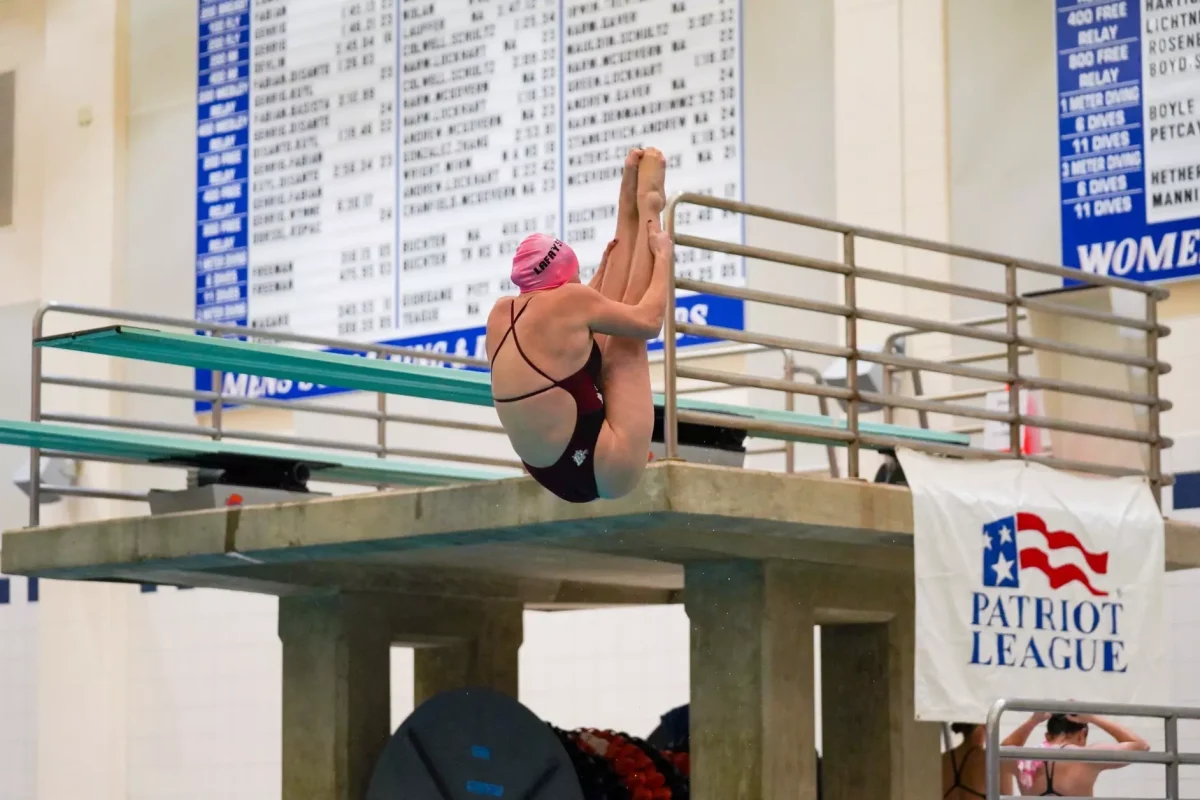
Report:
648,303,709,345
1074,228,1200,274
898,448,1165,723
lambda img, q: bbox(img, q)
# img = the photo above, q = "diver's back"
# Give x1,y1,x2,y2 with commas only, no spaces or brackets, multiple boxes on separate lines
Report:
486,291,599,466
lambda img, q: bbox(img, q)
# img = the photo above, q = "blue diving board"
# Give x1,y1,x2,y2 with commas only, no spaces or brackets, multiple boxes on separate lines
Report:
38,325,969,450
0,420,514,487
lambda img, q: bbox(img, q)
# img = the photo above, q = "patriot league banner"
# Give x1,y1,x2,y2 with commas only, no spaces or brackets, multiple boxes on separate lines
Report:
898,449,1166,723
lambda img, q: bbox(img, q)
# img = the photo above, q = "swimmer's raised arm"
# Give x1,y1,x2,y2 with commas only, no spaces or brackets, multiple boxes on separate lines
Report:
568,220,672,340
1069,713,1150,755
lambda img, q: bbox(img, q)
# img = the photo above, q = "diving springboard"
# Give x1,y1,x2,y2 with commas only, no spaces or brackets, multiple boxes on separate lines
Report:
660,395,969,448
0,419,514,487
37,325,970,450
37,326,496,407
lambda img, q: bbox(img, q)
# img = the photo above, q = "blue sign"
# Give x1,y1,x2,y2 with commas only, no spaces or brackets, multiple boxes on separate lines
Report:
196,0,250,328
1057,0,1200,284
194,0,749,410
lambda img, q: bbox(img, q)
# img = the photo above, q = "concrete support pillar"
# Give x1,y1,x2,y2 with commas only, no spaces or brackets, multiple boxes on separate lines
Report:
685,560,816,800
412,603,522,705
820,624,890,800
819,602,940,800
887,603,941,800
278,593,392,800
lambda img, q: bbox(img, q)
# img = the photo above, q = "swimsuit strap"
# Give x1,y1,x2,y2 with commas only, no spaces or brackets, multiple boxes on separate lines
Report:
1042,745,1066,796
489,297,534,368
491,296,573,404
506,298,560,386
945,746,988,800
945,747,966,798
1042,761,1056,796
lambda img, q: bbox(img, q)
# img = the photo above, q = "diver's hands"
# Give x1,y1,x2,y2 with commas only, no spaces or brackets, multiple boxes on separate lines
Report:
599,238,618,268
648,219,672,262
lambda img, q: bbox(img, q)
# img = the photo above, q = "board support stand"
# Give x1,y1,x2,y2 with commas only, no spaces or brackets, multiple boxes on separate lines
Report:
279,591,524,800
686,560,817,800
412,600,523,705
685,561,940,800
279,592,392,800
821,603,937,799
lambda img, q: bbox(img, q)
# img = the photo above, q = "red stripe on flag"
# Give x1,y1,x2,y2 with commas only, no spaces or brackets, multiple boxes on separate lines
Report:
1018,548,1108,597
1015,512,1108,574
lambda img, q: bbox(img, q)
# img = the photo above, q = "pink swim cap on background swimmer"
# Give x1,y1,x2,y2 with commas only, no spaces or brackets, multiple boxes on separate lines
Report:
511,233,579,293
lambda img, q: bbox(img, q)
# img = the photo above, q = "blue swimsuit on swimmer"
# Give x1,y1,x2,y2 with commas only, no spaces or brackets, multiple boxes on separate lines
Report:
491,296,606,503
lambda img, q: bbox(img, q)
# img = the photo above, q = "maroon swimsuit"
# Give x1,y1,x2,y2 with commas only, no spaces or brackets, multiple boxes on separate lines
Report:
491,297,606,503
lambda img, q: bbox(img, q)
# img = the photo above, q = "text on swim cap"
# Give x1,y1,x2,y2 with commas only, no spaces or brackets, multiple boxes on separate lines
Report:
533,239,565,275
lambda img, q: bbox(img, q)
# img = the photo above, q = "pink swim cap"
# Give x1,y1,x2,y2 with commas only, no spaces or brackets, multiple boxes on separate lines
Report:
511,233,579,293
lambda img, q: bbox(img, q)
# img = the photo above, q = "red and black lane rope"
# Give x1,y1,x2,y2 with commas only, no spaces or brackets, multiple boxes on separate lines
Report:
549,726,689,800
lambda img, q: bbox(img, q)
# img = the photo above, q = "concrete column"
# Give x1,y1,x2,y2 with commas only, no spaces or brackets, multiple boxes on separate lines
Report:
685,560,816,800
820,612,940,800
820,624,891,800
412,602,523,706
278,593,392,800
888,602,941,800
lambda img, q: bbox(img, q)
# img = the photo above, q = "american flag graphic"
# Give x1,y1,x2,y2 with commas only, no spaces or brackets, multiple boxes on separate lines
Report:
982,513,1110,597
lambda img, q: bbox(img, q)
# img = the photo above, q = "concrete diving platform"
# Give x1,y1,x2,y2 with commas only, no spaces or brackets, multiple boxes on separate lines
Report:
6,462,1200,800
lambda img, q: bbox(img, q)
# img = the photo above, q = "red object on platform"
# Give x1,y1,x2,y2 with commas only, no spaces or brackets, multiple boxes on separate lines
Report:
225,493,244,506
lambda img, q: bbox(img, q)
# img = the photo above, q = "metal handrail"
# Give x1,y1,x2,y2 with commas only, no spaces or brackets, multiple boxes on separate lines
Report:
881,313,1025,429
28,302,499,524
26,305,829,523
661,346,839,476
659,192,1172,503
24,193,1175,521
985,697,1200,800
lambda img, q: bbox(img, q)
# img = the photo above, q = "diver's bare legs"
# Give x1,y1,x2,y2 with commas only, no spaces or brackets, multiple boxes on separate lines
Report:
594,148,643,305
622,147,666,304
593,148,668,498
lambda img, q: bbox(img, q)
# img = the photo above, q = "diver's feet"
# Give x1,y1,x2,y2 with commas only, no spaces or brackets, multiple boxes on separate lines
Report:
619,148,643,222
637,147,666,217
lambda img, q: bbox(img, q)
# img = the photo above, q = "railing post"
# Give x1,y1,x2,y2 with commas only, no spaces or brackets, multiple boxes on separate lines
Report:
911,367,930,429
1006,263,1022,458
211,368,224,441
662,199,680,459
29,306,47,527
783,352,795,473
881,361,894,424
1146,293,1163,507
1166,714,1180,800
376,391,388,491
985,699,1006,800
843,232,859,479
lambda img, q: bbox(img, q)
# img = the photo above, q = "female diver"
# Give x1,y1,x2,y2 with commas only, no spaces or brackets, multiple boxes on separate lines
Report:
485,147,670,502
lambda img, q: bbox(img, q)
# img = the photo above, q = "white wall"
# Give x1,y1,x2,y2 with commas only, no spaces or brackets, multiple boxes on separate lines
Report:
0,0,45,308
127,586,281,800
0,301,39,800
0,5,47,798
4,0,1200,797
0,0,840,796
